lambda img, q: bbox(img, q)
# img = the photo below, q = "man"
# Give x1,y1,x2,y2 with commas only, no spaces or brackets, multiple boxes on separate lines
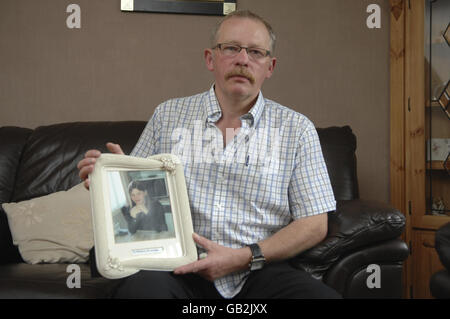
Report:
78,10,340,299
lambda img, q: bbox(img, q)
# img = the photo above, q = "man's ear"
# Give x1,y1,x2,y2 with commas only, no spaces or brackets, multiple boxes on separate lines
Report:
266,57,277,79
204,48,215,72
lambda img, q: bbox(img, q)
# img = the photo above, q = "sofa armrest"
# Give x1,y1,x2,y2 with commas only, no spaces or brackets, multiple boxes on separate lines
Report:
435,222,450,271
290,199,406,278
430,270,450,298
322,239,409,298
0,207,23,265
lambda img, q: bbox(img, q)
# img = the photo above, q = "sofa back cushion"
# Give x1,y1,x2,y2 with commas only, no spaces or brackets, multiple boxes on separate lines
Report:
10,122,359,204
317,126,359,201
0,127,33,204
12,121,146,203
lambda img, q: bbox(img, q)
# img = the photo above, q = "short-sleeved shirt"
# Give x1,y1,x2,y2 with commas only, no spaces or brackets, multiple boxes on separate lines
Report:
130,86,336,298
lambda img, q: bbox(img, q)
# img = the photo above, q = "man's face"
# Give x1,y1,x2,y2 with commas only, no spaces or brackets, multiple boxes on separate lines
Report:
205,17,276,103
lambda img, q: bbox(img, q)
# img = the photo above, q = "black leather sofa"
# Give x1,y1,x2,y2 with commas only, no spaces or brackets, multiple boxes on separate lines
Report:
430,222,450,298
0,121,409,298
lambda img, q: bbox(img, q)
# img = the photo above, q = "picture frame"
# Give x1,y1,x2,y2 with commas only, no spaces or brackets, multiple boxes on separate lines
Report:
121,0,236,16
89,153,197,279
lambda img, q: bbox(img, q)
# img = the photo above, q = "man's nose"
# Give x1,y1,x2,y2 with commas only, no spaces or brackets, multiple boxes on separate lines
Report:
234,48,250,65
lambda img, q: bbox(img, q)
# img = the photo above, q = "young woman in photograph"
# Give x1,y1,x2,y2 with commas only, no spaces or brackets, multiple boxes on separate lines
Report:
121,180,168,234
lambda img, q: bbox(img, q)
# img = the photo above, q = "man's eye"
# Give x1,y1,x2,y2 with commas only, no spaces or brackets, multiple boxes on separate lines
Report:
249,49,264,57
224,45,240,52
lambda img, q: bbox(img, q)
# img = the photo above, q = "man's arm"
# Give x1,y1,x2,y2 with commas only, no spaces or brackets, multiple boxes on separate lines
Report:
259,212,327,263
173,212,327,281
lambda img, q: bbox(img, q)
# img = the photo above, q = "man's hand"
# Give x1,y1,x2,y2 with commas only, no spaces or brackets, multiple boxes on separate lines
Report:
173,233,252,281
77,142,124,189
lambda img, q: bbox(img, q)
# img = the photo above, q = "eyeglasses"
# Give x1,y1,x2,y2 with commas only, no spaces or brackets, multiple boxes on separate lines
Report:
213,43,271,60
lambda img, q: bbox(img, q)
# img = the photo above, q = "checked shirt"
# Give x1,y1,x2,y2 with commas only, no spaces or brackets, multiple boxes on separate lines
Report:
130,86,336,298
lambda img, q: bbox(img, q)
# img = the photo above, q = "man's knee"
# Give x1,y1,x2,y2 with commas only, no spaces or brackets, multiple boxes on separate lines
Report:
241,262,342,299
113,271,181,299
274,271,341,298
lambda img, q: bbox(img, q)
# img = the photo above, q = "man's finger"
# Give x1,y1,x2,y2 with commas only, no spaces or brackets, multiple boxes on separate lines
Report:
83,179,90,190
106,142,124,155
173,258,209,275
77,157,96,170
85,149,101,158
79,165,94,181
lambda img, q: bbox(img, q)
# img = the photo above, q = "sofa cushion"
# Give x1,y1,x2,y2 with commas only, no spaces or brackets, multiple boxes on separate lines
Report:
12,121,146,202
317,126,358,201
2,183,93,264
0,263,121,298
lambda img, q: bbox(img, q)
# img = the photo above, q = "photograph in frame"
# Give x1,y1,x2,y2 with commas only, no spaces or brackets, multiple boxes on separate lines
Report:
89,153,197,279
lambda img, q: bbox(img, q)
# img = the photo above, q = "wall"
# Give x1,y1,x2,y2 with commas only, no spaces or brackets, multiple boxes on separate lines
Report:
0,0,391,202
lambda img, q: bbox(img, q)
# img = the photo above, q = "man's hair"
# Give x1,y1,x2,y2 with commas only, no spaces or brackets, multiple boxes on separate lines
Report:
211,10,276,54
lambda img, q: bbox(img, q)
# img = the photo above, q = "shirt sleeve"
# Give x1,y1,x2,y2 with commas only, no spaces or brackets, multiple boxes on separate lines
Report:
130,106,162,158
288,119,336,219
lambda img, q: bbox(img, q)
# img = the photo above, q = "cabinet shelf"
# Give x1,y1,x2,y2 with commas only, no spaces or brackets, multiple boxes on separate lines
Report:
426,211,450,216
427,160,449,170
415,215,450,230
426,101,441,108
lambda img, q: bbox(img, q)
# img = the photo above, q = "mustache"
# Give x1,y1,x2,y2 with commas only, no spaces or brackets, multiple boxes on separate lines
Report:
225,68,255,84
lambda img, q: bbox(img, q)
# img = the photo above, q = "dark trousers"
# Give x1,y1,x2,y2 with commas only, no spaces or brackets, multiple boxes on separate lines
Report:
112,261,341,299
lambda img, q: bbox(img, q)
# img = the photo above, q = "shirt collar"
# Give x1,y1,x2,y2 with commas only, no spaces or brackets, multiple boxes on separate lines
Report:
204,84,265,128
205,85,223,124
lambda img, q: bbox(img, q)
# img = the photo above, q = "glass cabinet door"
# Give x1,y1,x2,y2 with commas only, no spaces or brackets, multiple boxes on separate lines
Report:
424,0,450,217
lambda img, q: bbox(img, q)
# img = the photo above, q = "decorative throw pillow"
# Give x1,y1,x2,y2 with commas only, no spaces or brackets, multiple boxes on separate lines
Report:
2,183,93,264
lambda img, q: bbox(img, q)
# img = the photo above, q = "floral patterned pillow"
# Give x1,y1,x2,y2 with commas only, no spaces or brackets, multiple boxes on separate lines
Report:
2,183,93,264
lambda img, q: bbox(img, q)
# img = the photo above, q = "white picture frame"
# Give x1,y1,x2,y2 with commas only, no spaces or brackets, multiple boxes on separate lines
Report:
89,153,197,279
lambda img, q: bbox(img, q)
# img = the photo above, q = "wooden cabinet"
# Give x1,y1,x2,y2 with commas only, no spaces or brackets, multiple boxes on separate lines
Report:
412,231,445,298
390,0,450,298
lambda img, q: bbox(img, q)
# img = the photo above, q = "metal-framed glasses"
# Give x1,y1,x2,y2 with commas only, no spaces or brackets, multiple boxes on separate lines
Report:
213,43,271,60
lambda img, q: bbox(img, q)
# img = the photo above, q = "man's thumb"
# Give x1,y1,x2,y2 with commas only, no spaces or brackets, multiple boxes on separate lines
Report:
192,233,212,250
